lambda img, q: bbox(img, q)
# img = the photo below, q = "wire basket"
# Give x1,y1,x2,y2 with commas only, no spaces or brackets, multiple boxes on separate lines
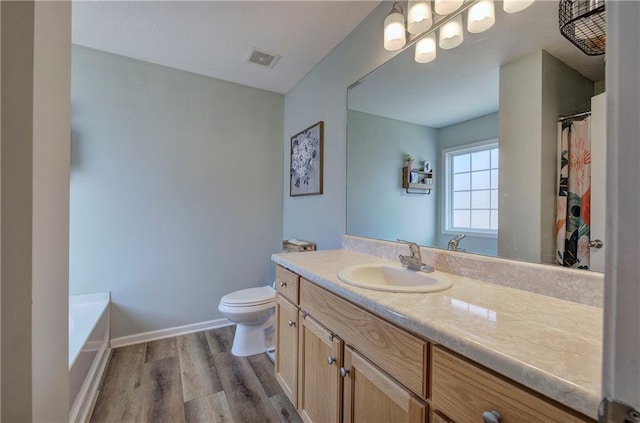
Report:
559,0,606,56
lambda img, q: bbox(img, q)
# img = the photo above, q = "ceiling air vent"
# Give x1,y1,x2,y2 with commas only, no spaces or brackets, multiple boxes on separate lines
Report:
246,48,280,69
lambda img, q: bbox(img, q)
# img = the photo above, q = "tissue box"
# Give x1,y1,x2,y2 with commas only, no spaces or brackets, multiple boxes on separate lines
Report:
282,239,316,253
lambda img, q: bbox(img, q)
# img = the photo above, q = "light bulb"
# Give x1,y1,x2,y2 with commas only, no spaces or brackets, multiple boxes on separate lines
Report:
503,0,534,13
415,33,437,63
468,0,495,33
384,4,406,51
408,1,433,35
439,15,463,50
435,0,464,15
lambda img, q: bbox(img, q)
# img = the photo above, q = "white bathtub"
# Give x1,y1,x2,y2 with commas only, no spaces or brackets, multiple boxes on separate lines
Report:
69,293,110,423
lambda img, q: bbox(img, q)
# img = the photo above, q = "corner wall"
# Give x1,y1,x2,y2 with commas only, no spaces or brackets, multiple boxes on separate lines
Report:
70,46,284,338
1,2,71,420
539,51,595,263
347,110,438,245
498,51,593,263
32,2,71,420
1,3,34,419
283,3,398,249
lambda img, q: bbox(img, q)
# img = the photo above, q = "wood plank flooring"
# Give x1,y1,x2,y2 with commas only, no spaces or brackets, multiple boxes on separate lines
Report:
90,326,301,423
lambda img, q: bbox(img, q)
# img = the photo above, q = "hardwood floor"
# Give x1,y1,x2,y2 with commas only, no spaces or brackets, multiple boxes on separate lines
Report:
90,326,301,423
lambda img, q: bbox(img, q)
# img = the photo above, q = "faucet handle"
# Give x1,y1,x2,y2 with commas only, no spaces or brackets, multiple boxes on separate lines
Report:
397,239,421,258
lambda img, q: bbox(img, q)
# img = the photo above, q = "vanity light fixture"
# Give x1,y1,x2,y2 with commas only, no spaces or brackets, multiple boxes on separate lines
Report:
435,0,464,15
383,0,536,63
408,0,433,34
467,0,496,33
503,0,535,14
384,2,407,51
439,14,464,49
415,33,437,63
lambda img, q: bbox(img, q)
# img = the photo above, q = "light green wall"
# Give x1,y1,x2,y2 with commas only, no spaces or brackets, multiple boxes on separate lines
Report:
347,110,437,245
70,46,284,338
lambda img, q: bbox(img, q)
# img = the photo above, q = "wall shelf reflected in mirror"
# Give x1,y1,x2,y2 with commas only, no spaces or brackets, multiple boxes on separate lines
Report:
402,167,434,194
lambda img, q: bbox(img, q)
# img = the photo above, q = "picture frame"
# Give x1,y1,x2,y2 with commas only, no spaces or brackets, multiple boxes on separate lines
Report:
290,121,324,196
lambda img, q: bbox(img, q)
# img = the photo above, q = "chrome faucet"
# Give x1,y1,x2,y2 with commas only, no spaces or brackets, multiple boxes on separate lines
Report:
397,240,434,273
447,234,466,251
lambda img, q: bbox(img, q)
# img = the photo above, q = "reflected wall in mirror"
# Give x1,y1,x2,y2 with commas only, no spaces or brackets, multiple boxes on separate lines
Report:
346,0,606,272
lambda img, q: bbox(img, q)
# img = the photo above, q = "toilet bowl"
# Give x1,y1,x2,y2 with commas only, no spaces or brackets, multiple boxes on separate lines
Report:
218,285,276,357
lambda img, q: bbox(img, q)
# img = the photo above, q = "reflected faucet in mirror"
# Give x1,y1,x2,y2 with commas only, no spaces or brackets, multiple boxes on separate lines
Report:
448,234,466,252
397,240,435,273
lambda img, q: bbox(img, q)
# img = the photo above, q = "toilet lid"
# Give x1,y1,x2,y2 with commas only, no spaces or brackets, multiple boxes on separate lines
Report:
220,286,275,307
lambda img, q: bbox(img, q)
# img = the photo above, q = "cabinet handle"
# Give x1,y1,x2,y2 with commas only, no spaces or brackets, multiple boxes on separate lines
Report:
327,356,335,365
482,410,502,423
287,320,296,327
279,281,287,287
340,367,350,377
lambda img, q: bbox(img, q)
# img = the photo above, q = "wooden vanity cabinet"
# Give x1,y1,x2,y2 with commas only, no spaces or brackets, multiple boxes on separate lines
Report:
343,346,427,423
431,346,593,423
275,294,299,407
274,265,428,423
297,313,343,423
299,277,428,399
430,410,453,423
273,265,593,423
275,265,301,408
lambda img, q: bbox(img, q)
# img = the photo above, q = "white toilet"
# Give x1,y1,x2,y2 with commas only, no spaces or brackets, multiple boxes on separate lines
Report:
218,285,276,357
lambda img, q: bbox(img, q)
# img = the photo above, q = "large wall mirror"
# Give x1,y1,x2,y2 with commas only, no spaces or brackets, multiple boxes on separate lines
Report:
347,1,606,272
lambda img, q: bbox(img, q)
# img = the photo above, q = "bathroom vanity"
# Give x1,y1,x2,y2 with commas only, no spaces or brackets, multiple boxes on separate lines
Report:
271,246,601,423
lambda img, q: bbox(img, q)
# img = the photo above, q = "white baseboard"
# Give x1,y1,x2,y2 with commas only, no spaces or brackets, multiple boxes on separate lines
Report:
70,343,110,423
110,318,233,348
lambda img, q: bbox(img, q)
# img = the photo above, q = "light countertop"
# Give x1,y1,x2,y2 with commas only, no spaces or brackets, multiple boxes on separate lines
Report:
272,249,602,419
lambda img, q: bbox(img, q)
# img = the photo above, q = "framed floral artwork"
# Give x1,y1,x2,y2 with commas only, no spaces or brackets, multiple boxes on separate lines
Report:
290,121,324,196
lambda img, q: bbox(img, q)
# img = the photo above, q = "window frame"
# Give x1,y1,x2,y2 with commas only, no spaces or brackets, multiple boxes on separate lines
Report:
442,139,499,238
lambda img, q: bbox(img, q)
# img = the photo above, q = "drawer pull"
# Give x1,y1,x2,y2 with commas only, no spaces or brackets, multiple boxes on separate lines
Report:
279,281,287,287
482,410,502,423
327,356,336,365
288,320,296,327
340,367,350,378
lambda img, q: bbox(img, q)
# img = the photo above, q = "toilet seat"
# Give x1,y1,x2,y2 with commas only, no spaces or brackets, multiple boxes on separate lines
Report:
220,286,275,307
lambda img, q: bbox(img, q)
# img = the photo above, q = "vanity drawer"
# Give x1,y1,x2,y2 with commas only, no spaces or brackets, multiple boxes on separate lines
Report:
276,265,299,304
431,346,593,423
299,278,428,399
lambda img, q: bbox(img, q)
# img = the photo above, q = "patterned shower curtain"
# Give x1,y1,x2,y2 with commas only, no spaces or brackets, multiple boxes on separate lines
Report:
556,117,591,269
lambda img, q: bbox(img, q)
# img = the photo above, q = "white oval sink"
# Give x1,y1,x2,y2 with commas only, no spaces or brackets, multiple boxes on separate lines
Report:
337,263,453,293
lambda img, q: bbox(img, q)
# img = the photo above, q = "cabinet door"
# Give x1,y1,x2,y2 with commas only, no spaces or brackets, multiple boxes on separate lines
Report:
298,313,343,423
342,346,427,423
275,294,298,407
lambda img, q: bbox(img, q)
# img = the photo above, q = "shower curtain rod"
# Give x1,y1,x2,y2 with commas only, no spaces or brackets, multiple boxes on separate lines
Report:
558,111,591,122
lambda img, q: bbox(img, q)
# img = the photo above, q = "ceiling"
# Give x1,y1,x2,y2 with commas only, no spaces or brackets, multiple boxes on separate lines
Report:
72,1,380,94
348,1,606,128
